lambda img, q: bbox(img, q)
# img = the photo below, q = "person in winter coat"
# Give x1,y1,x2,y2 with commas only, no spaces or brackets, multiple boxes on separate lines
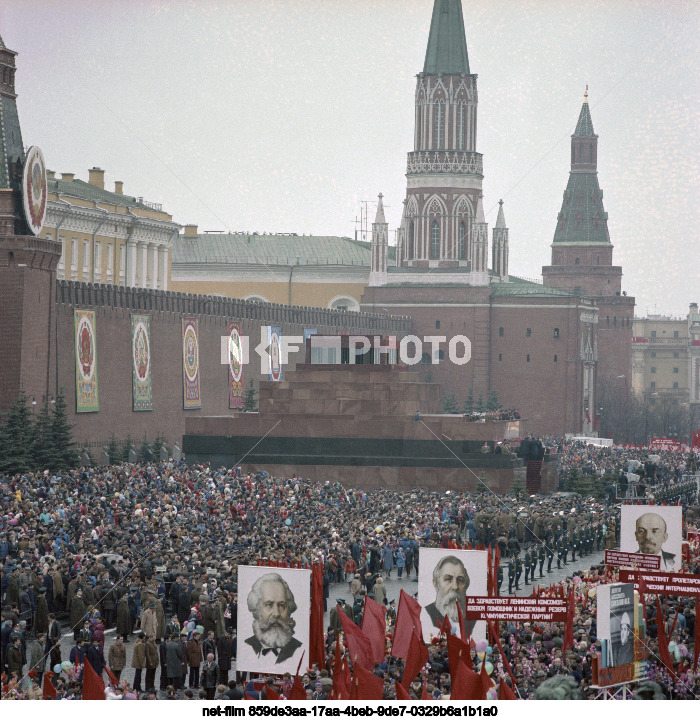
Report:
216,631,234,685
165,636,184,687
141,602,158,639
382,543,394,578
86,638,106,676
116,595,131,639
28,633,46,684
70,588,86,639
373,577,387,606
396,548,406,579
201,653,219,700
108,635,127,681
7,636,23,678
131,633,146,691
34,588,49,634
144,634,159,690
187,631,203,688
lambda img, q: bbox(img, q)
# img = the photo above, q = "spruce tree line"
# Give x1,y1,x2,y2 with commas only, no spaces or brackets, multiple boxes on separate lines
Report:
0,391,78,475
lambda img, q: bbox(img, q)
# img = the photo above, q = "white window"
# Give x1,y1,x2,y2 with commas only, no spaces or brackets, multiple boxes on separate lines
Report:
94,241,101,281
119,245,126,283
71,239,77,270
106,243,113,278
83,240,90,275
57,235,65,274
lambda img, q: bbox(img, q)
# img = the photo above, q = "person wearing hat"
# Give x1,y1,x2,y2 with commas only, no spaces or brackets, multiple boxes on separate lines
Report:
131,633,147,692
186,630,203,689
34,586,49,635
329,598,354,634
70,587,86,640
611,612,633,666
216,629,234,685
141,600,158,639
108,634,127,681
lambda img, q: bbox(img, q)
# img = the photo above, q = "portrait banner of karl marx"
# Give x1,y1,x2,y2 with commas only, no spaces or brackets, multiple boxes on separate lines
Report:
236,566,310,674
417,549,488,644
620,505,682,571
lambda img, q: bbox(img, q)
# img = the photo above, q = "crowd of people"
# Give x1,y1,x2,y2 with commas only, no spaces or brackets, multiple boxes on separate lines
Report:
1,438,699,701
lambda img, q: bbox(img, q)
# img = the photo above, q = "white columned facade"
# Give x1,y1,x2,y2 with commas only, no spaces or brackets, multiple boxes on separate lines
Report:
126,239,137,286
158,246,168,290
149,243,158,289
140,242,148,288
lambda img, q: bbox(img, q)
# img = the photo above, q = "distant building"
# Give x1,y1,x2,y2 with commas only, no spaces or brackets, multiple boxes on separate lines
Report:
44,168,179,289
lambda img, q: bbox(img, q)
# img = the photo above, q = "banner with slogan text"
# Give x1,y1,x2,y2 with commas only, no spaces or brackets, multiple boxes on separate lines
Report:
268,325,283,381
227,321,244,409
464,596,568,622
619,569,700,596
604,550,660,570
182,317,201,408
131,314,153,411
650,437,682,452
74,309,99,412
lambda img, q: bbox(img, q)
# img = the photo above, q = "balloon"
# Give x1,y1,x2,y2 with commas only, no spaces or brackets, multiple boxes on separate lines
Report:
195,625,204,636
53,664,63,674
477,651,485,660
484,662,494,675
475,640,488,653
285,518,291,526
61,660,72,670
486,646,493,655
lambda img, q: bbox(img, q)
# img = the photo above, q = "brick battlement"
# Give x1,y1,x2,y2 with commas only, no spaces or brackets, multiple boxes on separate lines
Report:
55,279,412,332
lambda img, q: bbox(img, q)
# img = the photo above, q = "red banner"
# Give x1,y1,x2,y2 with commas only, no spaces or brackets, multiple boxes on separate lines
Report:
650,437,681,452
619,570,700,596
464,596,568,622
604,550,661,570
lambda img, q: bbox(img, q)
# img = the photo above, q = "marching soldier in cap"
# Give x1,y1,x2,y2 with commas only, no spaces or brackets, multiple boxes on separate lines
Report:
523,549,531,585
537,542,546,578
508,559,516,595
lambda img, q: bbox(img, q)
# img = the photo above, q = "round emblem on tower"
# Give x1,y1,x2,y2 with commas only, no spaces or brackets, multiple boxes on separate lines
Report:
21,146,48,236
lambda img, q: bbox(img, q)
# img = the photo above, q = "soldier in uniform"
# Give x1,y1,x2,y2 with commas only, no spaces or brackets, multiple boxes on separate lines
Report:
497,565,504,595
537,542,546,578
570,530,577,563
529,548,537,581
546,539,555,573
515,554,523,590
508,560,516,595
523,549,531,585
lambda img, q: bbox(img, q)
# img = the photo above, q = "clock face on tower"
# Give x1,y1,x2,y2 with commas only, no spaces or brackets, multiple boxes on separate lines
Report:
21,146,48,235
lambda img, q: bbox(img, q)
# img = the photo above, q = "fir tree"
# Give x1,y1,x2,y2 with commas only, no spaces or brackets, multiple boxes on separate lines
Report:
424,370,434,384
122,435,134,463
243,380,259,412
487,389,502,412
32,398,54,471
138,435,153,463
107,434,121,465
50,392,78,469
462,388,474,414
152,433,166,459
476,394,485,413
1,391,35,475
443,392,458,414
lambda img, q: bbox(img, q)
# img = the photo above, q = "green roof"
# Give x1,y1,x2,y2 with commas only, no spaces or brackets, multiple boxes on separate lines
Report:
0,95,24,191
49,178,158,212
172,233,395,267
552,171,610,245
491,276,577,297
574,101,595,137
423,0,470,75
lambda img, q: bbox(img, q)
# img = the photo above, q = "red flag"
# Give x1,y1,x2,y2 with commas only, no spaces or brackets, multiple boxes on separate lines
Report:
498,679,517,700
349,663,384,700
563,585,575,651
421,680,430,701
288,675,307,701
391,589,423,658
447,631,473,682
395,680,411,700
438,612,452,638
338,605,375,670
656,598,675,676
82,657,106,700
43,671,58,700
456,598,468,642
309,563,325,667
487,619,517,688
450,660,483,700
264,684,281,700
362,595,387,665
104,665,120,688
694,599,700,672
479,658,491,699
401,630,429,688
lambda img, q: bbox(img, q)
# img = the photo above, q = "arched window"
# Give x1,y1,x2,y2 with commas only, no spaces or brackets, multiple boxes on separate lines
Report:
329,296,359,313
431,221,440,259
458,222,466,259
420,352,431,365
575,257,580,265
457,103,466,150
553,328,559,338
433,100,444,149
408,221,415,259
498,327,504,337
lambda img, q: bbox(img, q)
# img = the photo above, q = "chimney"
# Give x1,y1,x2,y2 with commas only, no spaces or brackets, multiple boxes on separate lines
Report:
114,181,124,195
46,170,55,179
184,224,198,238
88,167,105,189
61,172,75,182
691,303,698,314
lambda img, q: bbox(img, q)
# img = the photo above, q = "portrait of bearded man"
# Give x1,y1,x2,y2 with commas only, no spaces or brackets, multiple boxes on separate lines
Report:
424,555,476,637
244,572,302,663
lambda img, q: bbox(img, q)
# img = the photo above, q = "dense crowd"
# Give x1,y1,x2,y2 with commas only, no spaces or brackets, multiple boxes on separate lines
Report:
1,439,699,701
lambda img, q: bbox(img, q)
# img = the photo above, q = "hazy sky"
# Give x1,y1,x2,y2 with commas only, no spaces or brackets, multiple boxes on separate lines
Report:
4,0,698,317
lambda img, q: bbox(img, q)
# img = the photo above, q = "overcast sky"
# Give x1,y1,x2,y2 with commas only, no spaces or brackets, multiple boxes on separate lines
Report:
4,0,698,317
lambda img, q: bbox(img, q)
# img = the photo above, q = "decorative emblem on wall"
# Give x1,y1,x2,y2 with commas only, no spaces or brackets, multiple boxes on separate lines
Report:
21,146,48,235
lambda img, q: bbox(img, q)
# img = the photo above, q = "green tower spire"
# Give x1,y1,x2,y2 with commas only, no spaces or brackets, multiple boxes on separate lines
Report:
423,0,470,75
